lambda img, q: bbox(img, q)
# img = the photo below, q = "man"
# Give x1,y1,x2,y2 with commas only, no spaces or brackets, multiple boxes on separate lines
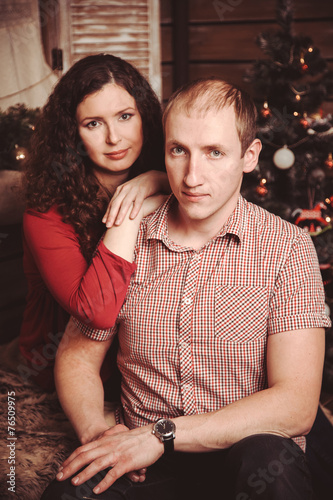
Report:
42,79,330,500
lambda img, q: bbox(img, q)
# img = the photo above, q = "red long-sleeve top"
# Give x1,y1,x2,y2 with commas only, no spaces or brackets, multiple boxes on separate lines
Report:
19,206,136,391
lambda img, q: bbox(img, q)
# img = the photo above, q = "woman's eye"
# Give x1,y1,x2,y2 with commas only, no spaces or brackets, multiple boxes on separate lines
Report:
120,113,132,121
86,120,100,129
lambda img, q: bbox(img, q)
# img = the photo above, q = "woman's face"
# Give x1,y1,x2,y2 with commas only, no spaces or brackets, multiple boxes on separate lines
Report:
76,83,143,184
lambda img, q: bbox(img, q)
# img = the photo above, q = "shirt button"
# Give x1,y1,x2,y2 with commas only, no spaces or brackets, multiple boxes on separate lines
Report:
183,297,192,305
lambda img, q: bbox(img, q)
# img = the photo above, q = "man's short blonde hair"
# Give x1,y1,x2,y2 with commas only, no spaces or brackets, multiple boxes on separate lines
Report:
163,78,257,157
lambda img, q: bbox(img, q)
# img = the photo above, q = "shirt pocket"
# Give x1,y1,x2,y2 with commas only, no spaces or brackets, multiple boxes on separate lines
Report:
215,285,269,342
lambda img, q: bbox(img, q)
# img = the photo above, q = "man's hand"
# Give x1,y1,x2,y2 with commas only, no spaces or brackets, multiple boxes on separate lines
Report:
56,424,164,495
87,424,147,484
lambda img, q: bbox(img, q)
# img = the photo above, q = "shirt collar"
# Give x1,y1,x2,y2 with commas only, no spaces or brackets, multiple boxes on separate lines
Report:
146,194,247,245
217,195,247,242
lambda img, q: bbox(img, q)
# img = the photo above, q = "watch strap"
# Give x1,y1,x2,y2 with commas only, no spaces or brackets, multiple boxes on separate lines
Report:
163,435,174,454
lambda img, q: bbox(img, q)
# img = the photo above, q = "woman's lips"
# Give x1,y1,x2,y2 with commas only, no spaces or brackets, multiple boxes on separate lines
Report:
105,149,129,160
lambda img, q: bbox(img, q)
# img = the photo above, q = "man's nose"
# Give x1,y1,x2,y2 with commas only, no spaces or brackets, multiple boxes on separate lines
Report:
184,155,203,187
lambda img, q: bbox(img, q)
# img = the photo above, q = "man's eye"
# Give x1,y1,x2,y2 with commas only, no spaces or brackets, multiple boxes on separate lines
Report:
210,150,222,158
172,147,185,155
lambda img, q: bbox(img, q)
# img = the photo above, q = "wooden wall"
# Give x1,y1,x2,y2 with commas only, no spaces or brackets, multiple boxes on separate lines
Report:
160,0,333,110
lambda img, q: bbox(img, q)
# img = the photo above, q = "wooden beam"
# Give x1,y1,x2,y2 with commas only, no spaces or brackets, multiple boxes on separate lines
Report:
172,0,189,91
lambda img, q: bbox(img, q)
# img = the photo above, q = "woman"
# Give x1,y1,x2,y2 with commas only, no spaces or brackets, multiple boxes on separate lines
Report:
19,54,168,391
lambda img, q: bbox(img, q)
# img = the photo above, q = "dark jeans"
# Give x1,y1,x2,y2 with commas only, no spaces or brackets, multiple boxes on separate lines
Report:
41,434,313,500
306,406,333,500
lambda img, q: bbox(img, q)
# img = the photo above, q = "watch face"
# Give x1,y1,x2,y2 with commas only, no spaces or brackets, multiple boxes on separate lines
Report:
155,418,176,439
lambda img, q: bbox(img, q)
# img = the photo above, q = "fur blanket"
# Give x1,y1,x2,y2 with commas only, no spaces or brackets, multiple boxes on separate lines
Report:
0,366,79,500
0,338,117,500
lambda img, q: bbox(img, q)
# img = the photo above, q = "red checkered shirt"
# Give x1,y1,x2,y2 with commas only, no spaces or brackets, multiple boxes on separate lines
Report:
75,195,331,451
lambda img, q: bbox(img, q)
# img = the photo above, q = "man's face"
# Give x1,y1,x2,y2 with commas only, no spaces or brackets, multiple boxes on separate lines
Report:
165,104,260,232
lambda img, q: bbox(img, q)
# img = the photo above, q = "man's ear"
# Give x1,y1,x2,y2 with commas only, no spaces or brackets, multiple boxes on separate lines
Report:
243,138,262,173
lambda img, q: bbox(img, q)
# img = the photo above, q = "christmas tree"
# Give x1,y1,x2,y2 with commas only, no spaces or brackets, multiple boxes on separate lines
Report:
0,104,40,171
242,0,333,395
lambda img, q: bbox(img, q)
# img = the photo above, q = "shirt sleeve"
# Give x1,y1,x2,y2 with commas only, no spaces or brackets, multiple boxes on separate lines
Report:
72,315,118,342
267,230,331,334
23,208,137,329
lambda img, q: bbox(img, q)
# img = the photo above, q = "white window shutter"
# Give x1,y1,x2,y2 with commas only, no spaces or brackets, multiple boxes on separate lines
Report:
59,0,161,98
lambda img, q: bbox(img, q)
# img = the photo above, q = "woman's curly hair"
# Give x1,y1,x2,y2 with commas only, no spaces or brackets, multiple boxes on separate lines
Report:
24,54,164,260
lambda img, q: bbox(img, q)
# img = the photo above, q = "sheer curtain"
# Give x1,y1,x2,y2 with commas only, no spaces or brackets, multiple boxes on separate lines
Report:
0,0,58,110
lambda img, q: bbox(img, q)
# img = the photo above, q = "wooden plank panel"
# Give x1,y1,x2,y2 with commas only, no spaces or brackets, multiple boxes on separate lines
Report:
188,0,333,23
73,43,148,52
161,25,172,62
72,33,149,43
160,0,171,24
69,0,155,89
162,60,333,105
189,62,254,92
72,16,148,26
188,22,333,61
71,6,148,17
72,53,149,66
71,1,147,6
71,51,149,61
161,63,173,100
162,62,254,101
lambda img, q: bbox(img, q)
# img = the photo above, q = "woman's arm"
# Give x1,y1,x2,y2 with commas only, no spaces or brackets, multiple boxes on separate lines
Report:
23,195,164,330
103,170,170,227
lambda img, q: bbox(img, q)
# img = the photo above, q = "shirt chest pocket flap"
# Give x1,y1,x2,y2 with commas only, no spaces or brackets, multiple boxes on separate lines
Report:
215,285,269,342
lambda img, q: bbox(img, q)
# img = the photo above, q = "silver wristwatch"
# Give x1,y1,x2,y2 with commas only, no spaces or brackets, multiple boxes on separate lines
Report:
152,418,176,454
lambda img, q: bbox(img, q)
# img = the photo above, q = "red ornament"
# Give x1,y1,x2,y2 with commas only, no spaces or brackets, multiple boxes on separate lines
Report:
256,178,268,197
325,153,333,169
300,53,308,73
299,114,310,128
260,101,271,118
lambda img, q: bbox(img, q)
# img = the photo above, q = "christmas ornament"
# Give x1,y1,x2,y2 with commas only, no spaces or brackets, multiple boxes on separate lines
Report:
325,153,333,169
325,302,331,317
273,146,295,169
289,83,308,103
300,52,308,72
256,178,268,197
260,101,271,118
292,202,330,235
299,113,310,129
12,144,28,168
